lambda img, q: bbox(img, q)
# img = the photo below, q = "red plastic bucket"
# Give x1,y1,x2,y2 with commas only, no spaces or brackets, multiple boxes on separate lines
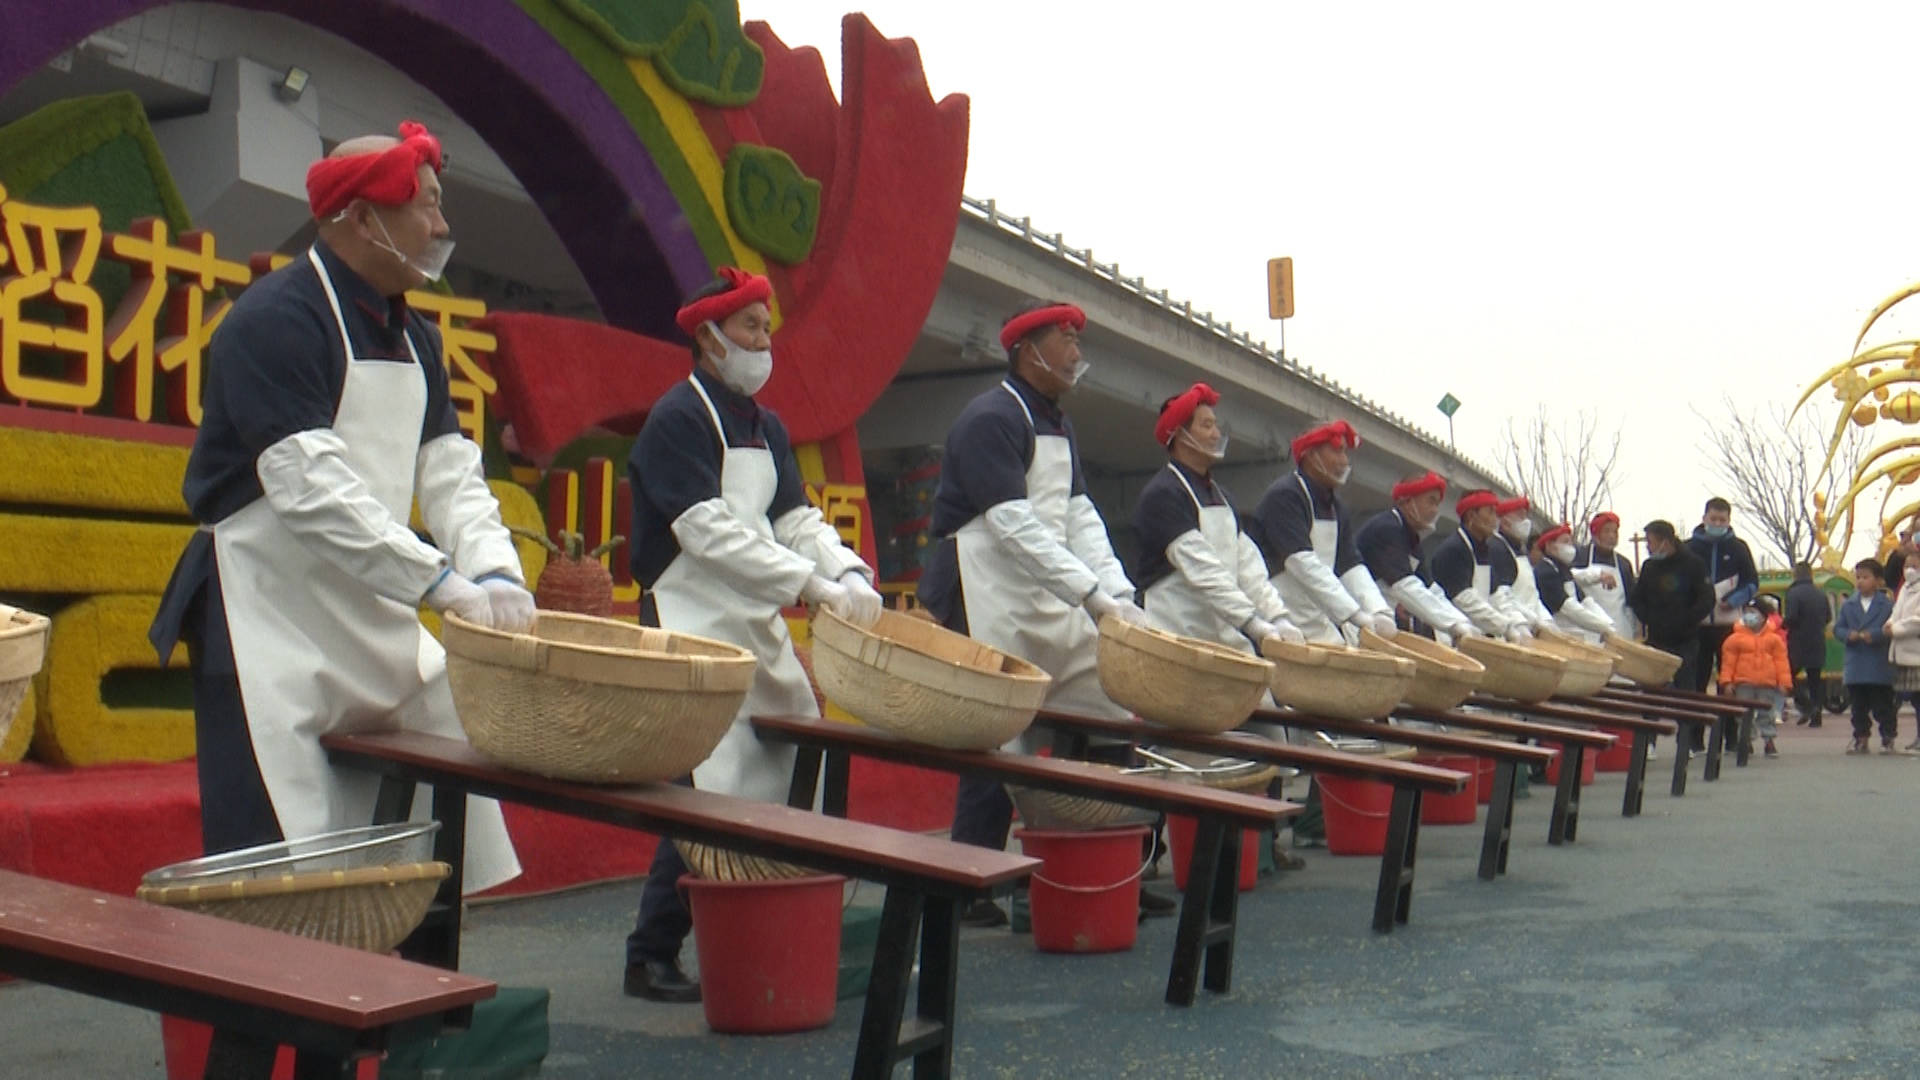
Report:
1413,755,1479,825
163,1016,380,1079
1543,745,1597,786
1475,758,1494,804
685,874,844,1034
1015,826,1148,954
1317,775,1395,856
1166,815,1259,892
1594,727,1635,772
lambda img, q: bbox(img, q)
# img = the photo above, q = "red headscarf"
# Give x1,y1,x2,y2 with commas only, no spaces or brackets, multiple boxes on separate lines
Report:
1156,383,1220,447
674,267,773,336
1290,419,1359,461
1539,524,1573,547
1456,490,1499,515
999,304,1086,350
1496,495,1531,517
1391,471,1446,501
306,121,444,219
1590,511,1620,534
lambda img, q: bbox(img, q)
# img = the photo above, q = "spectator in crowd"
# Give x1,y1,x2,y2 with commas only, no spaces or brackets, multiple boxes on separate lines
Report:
1783,562,1831,727
1719,602,1790,759
1885,522,1916,593
1834,558,1896,755
1887,558,1920,751
1686,497,1759,693
1629,520,1717,703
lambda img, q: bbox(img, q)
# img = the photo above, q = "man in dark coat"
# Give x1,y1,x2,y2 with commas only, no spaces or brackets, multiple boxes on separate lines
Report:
1781,561,1832,727
1629,519,1717,710
1684,497,1759,692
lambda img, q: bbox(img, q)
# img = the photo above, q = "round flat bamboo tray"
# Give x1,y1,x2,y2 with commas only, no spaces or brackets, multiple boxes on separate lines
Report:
1454,635,1567,703
443,611,756,783
1527,630,1617,697
1601,633,1684,688
674,841,813,883
1006,763,1165,830
1259,638,1416,720
810,607,1051,751
0,604,49,750
1145,746,1282,794
1358,629,1485,711
138,862,449,953
1096,618,1272,733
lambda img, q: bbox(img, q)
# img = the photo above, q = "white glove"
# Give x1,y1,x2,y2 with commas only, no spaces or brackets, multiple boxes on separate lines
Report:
835,570,884,627
425,572,494,628
1505,624,1534,645
1456,621,1487,638
1369,611,1398,637
479,576,536,633
1085,590,1148,626
1270,620,1306,644
801,574,849,614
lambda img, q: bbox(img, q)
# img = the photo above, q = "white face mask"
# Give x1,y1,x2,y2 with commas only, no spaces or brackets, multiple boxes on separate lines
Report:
1030,341,1088,387
702,320,773,396
1550,542,1576,564
1741,613,1764,630
363,206,455,282
1504,516,1533,542
1180,428,1229,461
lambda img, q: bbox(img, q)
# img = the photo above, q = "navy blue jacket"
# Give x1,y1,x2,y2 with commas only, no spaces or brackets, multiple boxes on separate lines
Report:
1428,530,1514,601
1685,525,1759,615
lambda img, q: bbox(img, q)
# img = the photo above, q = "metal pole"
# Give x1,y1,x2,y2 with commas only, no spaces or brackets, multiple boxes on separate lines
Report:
1448,415,1455,451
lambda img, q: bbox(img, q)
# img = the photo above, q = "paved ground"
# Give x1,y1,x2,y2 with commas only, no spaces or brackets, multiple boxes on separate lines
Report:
9,712,1920,1078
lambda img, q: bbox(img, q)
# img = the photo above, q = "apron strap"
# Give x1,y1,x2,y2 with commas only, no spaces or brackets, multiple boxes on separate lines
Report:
307,246,426,369
684,374,730,457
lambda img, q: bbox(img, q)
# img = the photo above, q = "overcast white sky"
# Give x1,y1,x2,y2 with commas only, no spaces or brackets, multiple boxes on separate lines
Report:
742,1,1920,565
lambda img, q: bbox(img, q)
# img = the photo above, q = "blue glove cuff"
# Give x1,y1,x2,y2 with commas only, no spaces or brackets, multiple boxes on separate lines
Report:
474,570,523,587
422,566,453,602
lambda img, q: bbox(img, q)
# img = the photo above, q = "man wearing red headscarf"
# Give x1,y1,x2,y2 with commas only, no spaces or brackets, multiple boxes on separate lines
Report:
1534,524,1617,642
620,268,882,1000
1355,471,1479,641
1428,490,1528,640
1493,495,1556,633
149,123,527,902
1249,419,1395,644
1572,511,1638,639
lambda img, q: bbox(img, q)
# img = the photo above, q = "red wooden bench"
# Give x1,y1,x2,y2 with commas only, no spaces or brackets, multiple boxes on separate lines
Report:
1385,705,1614,845
1466,693,1691,809
747,713,1297,1007
0,867,495,1079
321,730,1035,1080
1586,686,1757,774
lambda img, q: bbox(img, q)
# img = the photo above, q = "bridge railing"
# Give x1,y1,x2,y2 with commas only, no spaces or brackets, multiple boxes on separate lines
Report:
959,194,1497,481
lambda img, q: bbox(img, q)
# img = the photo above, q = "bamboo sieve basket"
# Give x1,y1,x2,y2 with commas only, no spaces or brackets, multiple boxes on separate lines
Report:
1096,617,1272,733
1600,633,1684,688
1260,638,1416,720
1359,629,1485,711
0,604,49,751
1527,629,1618,697
1454,635,1567,703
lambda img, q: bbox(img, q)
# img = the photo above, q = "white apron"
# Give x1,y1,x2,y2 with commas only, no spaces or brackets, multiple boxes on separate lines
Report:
650,375,813,804
1583,546,1637,638
214,248,518,893
1553,577,1603,644
1271,476,1346,645
1145,465,1252,655
1509,538,1545,625
954,383,1127,749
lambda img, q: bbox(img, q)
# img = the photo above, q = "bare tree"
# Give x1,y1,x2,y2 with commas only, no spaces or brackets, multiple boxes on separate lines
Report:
1493,407,1622,536
1693,399,1866,568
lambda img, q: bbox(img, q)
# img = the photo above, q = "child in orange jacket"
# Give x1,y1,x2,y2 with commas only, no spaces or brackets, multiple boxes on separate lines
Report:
1721,602,1792,758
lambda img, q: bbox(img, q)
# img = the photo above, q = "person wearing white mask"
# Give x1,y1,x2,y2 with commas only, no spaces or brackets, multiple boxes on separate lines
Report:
148,122,528,902
1251,420,1396,646
1492,496,1556,634
621,267,883,1001
1572,511,1637,640
1533,524,1616,643
919,299,1159,926
1429,490,1527,642
1356,471,1479,642
1132,383,1303,655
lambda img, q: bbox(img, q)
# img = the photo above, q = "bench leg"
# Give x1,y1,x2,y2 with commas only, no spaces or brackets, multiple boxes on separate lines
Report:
1165,817,1225,1007
853,887,926,1080
370,776,415,826
1704,718,1724,782
1373,786,1420,932
1477,760,1517,881
397,786,466,977
1622,730,1650,817
1202,826,1241,994
824,751,852,818
912,896,960,1079
1735,712,1753,767
1670,720,1692,796
203,1028,277,1080
290,1049,361,1080
1548,746,1583,846
787,747,822,810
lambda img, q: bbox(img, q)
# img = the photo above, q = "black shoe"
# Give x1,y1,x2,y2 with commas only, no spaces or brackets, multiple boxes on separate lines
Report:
1794,715,1811,727
1138,887,1177,918
624,959,700,1003
1810,719,1823,728
958,898,1009,928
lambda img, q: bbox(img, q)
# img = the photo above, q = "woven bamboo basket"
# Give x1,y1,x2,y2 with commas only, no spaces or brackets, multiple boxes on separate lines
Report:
810,607,1051,751
1527,630,1617,697
1259,638,1416,720
1454,635,1567,703
138,862,449,953
1601,633,1684,688
1358,629,1485,711
0,604,49,750
674,841,814,883
1006,762,1166,830
1144,745,1283,794
442,611,756,783
1095,618,1273,732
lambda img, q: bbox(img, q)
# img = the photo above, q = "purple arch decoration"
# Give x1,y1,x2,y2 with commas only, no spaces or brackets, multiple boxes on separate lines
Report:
3,0,710,336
